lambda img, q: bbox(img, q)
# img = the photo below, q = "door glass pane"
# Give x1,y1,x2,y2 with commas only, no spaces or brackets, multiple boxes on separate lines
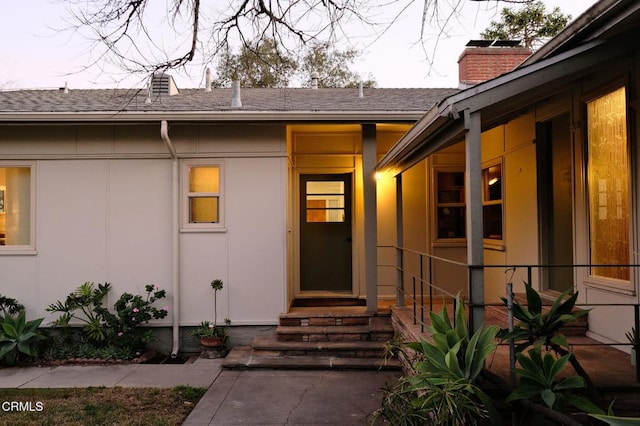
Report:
189,166,219,193
305,181,345,223
189,197,219,223
587,87,629,280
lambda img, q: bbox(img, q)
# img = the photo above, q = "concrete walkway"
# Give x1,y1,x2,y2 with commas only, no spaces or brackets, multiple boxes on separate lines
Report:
0,359,400,425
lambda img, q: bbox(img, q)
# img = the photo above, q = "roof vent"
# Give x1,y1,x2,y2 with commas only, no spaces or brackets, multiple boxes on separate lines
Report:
205,68,212,92
231,80,242,108
310,72,319,89
150,73,179,96
358,81,364,98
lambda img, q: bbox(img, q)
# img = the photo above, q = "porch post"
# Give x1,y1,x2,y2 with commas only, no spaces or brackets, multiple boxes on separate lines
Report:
362,124,378,312
395,173,405,307
464,110,485,333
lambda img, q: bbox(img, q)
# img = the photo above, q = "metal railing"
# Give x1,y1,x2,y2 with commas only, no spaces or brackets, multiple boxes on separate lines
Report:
377,245,640,383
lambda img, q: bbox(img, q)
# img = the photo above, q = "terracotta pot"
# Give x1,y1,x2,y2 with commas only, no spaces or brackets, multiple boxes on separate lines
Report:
200,336,224,348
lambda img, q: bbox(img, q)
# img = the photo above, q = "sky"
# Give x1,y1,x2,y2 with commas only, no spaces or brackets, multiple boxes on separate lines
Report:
1,1,595,90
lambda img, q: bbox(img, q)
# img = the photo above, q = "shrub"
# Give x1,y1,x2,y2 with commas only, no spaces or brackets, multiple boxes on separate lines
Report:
374,297,502,425
0,310,46,366
46,282,169,359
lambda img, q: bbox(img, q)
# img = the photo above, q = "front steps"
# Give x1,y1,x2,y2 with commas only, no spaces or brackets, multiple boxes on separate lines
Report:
223,309,401,370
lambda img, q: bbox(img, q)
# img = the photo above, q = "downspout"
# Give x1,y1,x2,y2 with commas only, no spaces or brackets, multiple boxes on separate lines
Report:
160,120,181,357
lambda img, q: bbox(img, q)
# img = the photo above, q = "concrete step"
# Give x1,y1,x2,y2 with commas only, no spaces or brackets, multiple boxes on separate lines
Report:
275,325,395,342
252,334,388,358
279,311,392,327
222,345,401,371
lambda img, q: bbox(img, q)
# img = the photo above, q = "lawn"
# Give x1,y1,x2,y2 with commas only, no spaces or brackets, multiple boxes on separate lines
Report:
0,386,206,425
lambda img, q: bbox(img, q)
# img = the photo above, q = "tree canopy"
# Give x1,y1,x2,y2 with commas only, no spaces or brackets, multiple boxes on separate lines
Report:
211,39,376,88
480,1,571,49
63,0,556,81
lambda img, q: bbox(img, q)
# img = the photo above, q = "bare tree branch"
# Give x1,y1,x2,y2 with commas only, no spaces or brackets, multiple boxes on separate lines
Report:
59,0,542,83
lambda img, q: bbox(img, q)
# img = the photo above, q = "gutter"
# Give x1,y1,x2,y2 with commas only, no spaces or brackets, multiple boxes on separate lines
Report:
160,120,181,357
0,111,425,123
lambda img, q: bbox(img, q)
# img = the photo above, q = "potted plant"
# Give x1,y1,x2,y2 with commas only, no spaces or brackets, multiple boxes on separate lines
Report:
626,326,638,366
191,320,227,348
191,279,229,349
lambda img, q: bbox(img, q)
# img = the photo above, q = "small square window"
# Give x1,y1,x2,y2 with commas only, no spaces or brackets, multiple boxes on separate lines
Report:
182,161,224,231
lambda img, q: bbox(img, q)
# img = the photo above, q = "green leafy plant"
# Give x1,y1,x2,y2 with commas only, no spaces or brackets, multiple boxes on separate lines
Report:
0,295,25,319
499,282,587,353
625,326,638,349
45,282,168,359
210,279,223,328
192,279,230,344
191,320,228,339
374,376,489,426
375,297,502,425
99,284,169,350
499,282,599,402
46,282,112,344
589,413,640,425
0,310,46,366
507,347,603,415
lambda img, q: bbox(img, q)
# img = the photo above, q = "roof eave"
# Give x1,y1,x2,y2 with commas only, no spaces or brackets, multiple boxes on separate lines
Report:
379,37,627,173
0,110,426,123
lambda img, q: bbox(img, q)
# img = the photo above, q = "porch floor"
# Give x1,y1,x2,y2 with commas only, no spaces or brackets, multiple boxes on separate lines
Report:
384,299,640,389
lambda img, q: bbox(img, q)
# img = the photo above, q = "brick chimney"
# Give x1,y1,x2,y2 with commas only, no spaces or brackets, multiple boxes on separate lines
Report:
458,40,531,88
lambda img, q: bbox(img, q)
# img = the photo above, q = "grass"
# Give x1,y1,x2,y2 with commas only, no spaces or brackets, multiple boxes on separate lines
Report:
0,385,206,425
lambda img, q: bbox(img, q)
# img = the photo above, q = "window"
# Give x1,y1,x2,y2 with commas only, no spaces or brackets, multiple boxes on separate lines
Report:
182,161,224,230
435,171,465,239
0,164,34,250
305,181,346,223
586,86,629,281
482,164,503,240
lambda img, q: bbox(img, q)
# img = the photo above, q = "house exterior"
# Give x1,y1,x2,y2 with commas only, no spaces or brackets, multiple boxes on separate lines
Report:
0,81,455,352
378,0,640,350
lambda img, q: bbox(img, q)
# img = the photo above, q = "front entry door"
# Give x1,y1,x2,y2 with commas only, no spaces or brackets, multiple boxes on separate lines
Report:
300,174,352,292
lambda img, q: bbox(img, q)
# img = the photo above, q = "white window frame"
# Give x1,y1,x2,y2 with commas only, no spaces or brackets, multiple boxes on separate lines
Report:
181,159,225,232
0,161,36,254
482,161,505,250
581,84,633,293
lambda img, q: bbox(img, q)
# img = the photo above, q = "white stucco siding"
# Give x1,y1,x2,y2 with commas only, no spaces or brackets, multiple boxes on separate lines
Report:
179,232,230,324
0,158,175,322
179,156,286,325
226,156,287,324
36,160,110,318
106,159,173,309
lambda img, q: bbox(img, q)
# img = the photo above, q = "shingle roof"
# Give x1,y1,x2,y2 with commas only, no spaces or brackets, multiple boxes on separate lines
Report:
0,87,457,114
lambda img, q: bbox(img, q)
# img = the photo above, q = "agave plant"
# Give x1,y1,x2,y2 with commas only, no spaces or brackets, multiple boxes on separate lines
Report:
507,347,603,415
499,281,587,353
376,297,502,425
500,282,600,404
0,310,45,366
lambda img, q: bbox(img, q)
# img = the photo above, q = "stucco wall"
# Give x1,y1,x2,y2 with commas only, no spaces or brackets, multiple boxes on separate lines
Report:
0,123,288,329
